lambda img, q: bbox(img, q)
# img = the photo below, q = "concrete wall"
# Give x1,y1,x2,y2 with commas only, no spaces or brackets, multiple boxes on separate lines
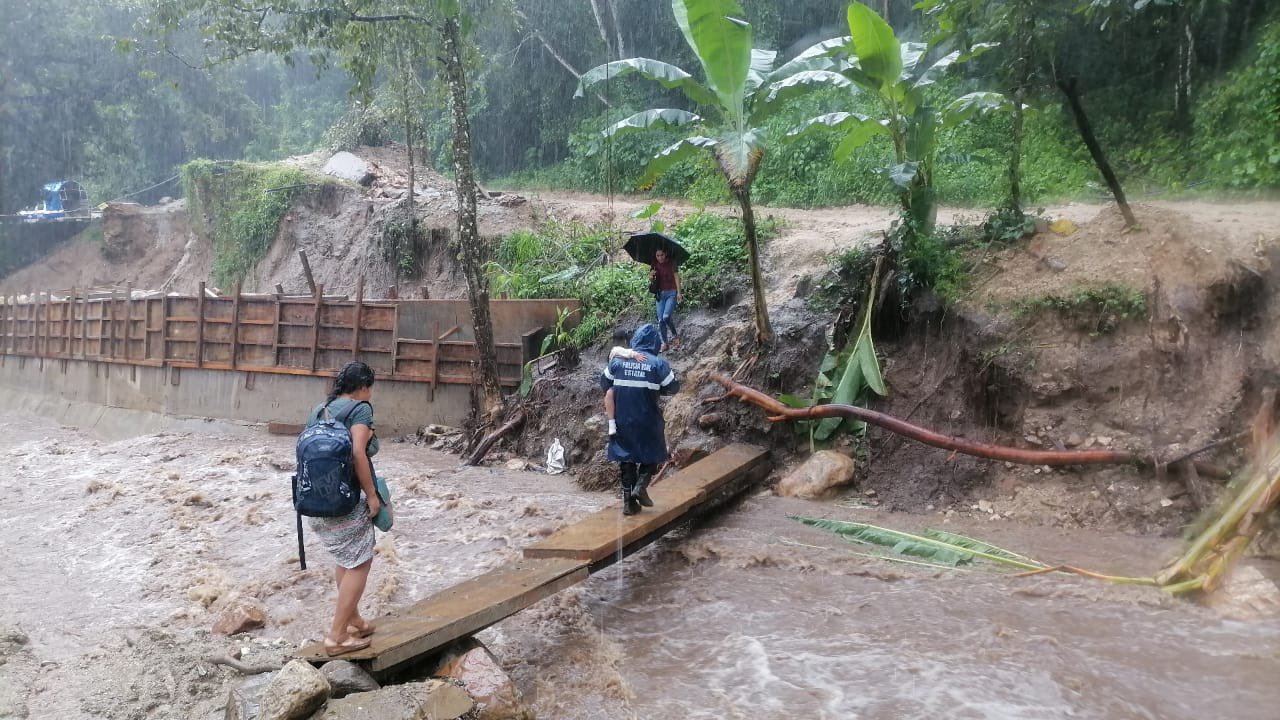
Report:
0,355,470,438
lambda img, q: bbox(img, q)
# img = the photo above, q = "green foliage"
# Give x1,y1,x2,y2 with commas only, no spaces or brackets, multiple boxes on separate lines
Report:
486,212,771,347
1193,18,1280,190
381,215,426,278
808,245,880,313
180,159,312,286
897,224,970,303
981,205,1038,245
1003,283,1148,334
791,516,1046,570
672,211,760,304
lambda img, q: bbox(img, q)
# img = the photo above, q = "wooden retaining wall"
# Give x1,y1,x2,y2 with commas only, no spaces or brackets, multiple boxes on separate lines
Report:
0,286,578,389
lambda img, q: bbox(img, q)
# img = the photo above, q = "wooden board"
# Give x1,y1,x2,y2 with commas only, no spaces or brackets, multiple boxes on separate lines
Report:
295,557,587,671
523,443,770,564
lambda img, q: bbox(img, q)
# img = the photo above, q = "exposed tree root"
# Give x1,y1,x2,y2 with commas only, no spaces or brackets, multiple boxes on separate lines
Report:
465,408,526,466
709,374,1244,472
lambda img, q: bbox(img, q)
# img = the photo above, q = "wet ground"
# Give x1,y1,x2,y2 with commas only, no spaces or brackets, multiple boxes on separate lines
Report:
0,412,1277,719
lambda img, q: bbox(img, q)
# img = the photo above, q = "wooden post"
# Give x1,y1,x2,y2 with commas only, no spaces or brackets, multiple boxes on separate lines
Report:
389,303,401,377
161,295,171,362
143,298,153,360
41,294,50,358
0,296,8,356
124,283,134,359
310,284,323,372
196,281,206,368
350,275,365,360
230,280,243,369
429,322,440,401
81,294,89,359
272,289,282,368
66,288,76,356
298,250,318,296
108,288,119,358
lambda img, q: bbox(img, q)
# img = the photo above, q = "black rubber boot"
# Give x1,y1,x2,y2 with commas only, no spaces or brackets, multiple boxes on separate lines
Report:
634,466,655,507
620,463,641,516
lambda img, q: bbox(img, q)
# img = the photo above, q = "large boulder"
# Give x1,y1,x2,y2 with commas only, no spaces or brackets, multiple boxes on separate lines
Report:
321,660,380,698
437,640,533,720
313,680,473,720
322,152,375,186
775,450,856,500
258,660,330,720
213,600,267,635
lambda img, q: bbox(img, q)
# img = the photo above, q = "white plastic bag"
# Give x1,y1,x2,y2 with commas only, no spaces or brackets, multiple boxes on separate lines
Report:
545,438,566,475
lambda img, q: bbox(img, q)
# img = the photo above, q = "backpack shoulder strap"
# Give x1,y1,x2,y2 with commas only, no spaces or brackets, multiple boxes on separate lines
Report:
333,399,372,426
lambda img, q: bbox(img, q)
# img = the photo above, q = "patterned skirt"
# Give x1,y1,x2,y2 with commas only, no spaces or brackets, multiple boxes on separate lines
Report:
307,496,375,569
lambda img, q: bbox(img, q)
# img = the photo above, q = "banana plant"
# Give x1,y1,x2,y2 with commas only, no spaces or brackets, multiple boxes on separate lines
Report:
575,0,840,345
786,2,1010,244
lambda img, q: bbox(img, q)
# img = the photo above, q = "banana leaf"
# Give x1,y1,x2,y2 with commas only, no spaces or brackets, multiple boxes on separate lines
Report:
791,516,1046,571
918,528,1040,564
813,262,886,440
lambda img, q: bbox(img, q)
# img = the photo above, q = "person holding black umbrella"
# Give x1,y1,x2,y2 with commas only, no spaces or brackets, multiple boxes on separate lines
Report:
651,247,683,352
624,231,688,353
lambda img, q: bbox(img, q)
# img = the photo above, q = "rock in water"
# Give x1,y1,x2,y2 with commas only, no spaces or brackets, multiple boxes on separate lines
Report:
259,660,330,720
213,600,267,635
437,640,533,720
776,450,856,500
313,680,473,720
321,660,380,698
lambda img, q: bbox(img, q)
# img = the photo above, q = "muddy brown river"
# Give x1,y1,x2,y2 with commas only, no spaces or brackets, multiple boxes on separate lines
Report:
0,412,1277,719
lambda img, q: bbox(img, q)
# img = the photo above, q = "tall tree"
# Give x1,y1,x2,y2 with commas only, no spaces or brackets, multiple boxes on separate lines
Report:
147,0,508,415
577,0,831,345
787,3,1008,247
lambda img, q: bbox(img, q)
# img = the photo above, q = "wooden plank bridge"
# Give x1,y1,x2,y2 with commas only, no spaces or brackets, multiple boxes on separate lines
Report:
295,443,771,671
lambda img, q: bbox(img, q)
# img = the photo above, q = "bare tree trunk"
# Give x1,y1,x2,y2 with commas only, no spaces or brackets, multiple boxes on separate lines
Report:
1058,77,1138,228
441,17,503,415
733,186,774,346
1173,1,1193,139
606,0,626,59
397,51,417,281
588,0,615,59
1007,0,1030,212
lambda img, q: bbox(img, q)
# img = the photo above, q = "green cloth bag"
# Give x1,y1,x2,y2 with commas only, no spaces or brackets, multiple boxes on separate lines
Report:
373,475,394,531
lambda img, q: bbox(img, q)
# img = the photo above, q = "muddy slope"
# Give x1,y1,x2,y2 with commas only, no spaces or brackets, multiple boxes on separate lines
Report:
513,202,1280,539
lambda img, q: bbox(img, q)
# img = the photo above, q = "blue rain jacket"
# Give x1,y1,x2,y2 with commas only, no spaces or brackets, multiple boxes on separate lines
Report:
599,324,680,464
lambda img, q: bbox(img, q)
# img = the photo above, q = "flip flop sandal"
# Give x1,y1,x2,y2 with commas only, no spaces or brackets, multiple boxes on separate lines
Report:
324,635,372,656
347,622,376,639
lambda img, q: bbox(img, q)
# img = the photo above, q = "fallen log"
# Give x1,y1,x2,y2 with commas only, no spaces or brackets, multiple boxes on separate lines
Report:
465,408,526,466
709,374,1237,471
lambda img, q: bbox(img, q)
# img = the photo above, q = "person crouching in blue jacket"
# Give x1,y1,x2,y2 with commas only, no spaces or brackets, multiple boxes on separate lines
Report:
599,324,680,515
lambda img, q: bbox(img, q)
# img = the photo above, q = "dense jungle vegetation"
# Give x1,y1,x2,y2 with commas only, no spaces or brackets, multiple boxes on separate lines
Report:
0,0,1276,219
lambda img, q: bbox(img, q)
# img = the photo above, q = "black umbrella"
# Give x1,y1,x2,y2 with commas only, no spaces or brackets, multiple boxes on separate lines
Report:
623,231,690,266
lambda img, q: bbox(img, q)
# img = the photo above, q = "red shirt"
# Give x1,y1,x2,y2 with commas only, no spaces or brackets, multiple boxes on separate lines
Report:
652,257,678,291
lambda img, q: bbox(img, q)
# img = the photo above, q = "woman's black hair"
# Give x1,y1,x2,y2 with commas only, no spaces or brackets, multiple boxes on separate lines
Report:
329,361,375,401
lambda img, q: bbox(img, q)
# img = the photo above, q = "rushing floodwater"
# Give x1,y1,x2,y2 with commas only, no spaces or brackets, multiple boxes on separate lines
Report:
0,412,1277,719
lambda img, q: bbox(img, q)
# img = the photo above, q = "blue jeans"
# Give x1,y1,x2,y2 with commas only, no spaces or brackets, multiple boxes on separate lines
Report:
655,290,679,346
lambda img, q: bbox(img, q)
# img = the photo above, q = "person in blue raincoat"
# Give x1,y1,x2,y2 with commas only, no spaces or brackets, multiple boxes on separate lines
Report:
599,324,680,515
